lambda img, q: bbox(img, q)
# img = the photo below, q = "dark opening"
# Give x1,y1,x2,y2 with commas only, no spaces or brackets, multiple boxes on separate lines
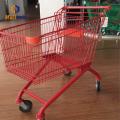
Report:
28,0,38,5
25,0,40,19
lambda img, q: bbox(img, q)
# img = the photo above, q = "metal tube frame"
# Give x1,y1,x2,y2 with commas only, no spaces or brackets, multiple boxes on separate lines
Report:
15,55,101,120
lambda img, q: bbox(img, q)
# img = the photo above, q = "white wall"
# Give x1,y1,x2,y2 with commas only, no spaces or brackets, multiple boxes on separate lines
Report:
39,0,64,18
38,0,64,54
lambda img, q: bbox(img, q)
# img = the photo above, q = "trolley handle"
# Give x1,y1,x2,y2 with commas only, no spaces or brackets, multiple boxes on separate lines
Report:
63,6,111,11
54,6,111,19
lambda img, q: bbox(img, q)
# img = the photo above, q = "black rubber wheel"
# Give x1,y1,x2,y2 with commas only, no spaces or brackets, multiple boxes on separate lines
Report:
63,69,72,76
96,80,101,92
37,113,45,120
42,113,45,120
117,32,120,36
19,100,32,112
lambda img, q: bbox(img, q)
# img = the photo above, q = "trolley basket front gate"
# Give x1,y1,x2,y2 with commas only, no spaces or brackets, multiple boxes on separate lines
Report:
0,6,110,120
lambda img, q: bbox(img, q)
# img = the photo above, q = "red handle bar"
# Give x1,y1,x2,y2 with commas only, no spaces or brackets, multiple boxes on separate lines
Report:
63,6,111,11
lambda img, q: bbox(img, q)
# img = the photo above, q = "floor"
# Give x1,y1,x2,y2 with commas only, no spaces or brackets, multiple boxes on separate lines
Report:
0,18,120,120
0,46,120,120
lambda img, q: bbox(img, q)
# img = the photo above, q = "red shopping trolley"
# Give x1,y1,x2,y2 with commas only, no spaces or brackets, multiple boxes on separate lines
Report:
0,6,110,120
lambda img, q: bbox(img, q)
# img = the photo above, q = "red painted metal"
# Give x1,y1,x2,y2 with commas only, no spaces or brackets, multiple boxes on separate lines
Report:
88,67,101,80
0,6,109,120
25,90,47,105
37,67,88,120
63,6,111,10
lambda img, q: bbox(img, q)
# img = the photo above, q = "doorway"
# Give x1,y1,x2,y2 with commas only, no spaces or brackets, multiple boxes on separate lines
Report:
24,0,40,19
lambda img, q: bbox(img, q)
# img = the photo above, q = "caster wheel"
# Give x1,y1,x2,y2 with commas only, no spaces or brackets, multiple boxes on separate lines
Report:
42,113,45,120
37,118,45,120
96,80,101,92
19,100,32,112
63,69,72,76
117,32,120,36
42,117,45,120
37,113,45,120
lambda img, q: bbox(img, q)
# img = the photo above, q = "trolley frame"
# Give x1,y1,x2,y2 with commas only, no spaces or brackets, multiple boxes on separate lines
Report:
0,6,110,120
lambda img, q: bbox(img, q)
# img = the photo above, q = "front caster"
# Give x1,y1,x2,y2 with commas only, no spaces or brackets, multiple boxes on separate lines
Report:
63,69,72,76
37,113,45,120
96,80,101,92
19,100,32,112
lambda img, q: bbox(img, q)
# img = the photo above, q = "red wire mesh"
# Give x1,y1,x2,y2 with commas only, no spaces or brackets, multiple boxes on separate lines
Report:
0,6,109,85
